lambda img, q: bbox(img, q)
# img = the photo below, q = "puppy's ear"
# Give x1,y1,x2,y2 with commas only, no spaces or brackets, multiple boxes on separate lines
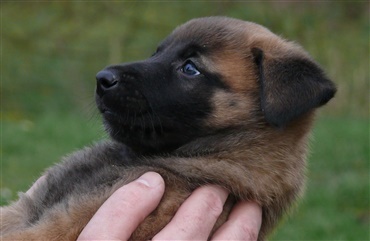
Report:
252,47,336,127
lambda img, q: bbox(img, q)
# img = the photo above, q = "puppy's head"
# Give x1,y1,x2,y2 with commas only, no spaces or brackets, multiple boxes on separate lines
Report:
95,17,336,153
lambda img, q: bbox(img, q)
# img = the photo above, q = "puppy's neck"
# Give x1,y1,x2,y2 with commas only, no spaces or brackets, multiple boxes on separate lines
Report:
173,113,315,158
173,128,256,157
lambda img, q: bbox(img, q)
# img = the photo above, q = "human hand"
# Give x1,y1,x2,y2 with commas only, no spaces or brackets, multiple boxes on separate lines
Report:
77,172,262,240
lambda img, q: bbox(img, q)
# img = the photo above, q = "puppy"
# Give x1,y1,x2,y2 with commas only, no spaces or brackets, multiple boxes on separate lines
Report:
0,16,336,240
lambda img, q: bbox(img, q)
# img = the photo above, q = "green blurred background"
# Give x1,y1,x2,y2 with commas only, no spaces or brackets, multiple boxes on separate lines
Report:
1,2,369,240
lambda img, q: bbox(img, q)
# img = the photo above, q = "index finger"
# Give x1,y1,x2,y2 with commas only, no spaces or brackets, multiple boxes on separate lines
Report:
78,172,165,240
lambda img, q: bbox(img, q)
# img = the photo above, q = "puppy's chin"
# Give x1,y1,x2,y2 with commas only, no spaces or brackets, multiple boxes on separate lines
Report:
102,114,199,154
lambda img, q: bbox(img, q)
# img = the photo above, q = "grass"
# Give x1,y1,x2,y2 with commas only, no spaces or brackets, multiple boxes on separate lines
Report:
1,113,369,240
1,112,105,202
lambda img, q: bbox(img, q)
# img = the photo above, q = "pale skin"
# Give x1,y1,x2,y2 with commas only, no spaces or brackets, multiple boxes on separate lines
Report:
28,172,262,241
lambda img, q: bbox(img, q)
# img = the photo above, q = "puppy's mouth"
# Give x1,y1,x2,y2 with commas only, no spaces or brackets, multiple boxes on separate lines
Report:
96,93,150,122
96,87,164,137
99,101,172,150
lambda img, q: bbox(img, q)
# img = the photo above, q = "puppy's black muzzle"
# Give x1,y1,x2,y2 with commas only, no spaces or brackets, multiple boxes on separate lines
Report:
95,67,149,117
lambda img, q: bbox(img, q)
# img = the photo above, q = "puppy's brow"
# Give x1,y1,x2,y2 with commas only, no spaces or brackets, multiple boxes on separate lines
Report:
180,44,206,59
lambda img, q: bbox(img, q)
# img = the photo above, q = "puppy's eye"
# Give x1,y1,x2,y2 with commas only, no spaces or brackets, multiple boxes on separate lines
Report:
181,61,200,76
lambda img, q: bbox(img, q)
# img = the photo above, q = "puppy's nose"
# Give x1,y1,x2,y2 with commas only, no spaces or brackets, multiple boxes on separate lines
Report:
96,70,118,96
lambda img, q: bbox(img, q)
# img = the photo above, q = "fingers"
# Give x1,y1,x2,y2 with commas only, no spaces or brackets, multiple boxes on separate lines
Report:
76,172,262,241
153,185,229,240
77,172,165,241
211,201,262,241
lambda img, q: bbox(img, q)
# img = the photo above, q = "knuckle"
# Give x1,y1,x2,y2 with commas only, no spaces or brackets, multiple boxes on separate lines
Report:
115,191,139,212
201,189,224,217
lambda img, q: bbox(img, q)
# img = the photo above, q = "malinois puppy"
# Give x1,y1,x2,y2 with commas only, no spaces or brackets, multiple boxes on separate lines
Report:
1,17,336,240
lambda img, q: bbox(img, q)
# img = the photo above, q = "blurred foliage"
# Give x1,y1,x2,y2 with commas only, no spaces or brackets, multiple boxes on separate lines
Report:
1,2,369,240
2,1,369,120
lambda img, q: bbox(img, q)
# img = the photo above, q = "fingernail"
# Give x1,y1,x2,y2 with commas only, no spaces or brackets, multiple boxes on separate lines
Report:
136,172,164,188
